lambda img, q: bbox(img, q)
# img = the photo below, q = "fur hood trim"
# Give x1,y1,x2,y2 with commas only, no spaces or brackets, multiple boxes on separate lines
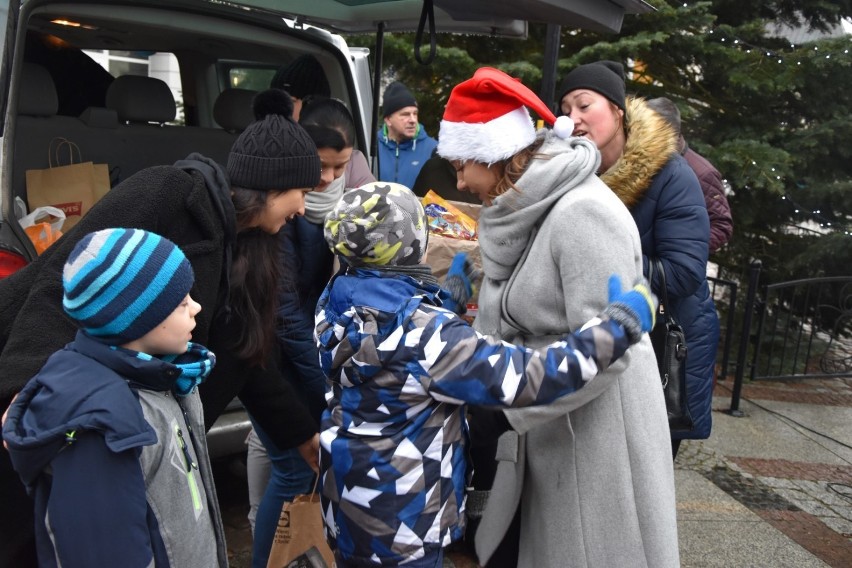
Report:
600,97,678,209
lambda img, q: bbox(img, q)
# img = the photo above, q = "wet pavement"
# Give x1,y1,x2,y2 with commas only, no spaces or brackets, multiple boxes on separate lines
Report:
215,377,852,567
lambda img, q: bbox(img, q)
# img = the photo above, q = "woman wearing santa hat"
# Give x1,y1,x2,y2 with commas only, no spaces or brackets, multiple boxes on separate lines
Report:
438,67,679,567
559,61,719,460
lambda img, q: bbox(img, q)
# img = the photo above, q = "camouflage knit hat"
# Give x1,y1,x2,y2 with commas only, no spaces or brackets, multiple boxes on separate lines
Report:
324,182,427,267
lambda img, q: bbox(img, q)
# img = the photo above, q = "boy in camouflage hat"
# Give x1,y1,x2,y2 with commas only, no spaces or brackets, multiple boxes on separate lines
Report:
315,181,656,567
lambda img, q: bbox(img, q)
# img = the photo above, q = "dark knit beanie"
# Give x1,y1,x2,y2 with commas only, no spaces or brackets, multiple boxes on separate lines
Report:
558,60,626,112
382,81,418,117
270,54,331,99
63,228,195,345
227,89,321,191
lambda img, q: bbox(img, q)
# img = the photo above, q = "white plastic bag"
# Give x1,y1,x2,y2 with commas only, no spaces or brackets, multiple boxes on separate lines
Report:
18,205,66,255
19,205,66,232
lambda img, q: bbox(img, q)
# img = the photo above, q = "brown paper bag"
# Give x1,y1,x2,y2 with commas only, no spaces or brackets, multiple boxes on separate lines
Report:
425,200,482,294
26,138,110,231
267,492,335,568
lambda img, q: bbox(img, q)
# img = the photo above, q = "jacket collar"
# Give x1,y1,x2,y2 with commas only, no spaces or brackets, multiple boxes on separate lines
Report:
600,97,678,209
73,331,184,393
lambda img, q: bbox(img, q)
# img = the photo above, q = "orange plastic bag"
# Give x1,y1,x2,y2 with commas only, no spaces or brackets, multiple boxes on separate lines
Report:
24,223,63,255
19,204,65,255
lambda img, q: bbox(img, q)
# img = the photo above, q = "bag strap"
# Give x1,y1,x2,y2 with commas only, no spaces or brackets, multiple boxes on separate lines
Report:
49,137,82,168
650,257,675,325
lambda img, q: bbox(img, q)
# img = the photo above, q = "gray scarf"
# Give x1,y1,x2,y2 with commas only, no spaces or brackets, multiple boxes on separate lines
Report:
304,175,345,225
478,131,600,282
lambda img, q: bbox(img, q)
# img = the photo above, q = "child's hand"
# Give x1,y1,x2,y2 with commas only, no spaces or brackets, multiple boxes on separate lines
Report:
297,433,320,473
602,275,658,344
443,252,481,315
2,393,18,450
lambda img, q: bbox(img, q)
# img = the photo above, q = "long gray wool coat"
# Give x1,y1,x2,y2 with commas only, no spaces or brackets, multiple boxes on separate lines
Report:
472,132,680,568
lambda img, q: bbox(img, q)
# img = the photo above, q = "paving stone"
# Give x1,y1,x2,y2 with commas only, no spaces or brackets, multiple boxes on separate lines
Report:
214,377,852,568
758,509,852,567
820,517,852,538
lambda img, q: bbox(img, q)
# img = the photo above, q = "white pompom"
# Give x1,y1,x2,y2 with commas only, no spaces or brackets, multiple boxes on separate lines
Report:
552,115,574,139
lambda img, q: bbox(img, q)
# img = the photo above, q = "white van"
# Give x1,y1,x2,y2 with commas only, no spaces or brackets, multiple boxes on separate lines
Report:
0,0,650,458
0,0,382,457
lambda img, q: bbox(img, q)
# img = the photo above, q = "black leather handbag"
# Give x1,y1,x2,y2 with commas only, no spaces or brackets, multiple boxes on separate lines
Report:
649,258,694,432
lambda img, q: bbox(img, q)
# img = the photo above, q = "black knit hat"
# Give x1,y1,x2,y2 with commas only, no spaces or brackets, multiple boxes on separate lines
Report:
382,81,417,117
227,89,321,191
270,54,331,100
558,60,626,112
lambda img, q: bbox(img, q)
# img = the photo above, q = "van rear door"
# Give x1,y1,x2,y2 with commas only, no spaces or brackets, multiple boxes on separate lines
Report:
218,0,653,35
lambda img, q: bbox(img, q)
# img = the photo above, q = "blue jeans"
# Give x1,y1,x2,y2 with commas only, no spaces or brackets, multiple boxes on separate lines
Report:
249,418,315,568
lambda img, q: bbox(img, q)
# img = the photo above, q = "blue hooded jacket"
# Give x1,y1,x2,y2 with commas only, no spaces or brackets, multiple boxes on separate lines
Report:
377,123,438,189
314,268,634,566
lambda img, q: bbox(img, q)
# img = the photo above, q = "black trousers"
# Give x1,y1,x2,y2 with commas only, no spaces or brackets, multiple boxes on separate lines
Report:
0,449,37,568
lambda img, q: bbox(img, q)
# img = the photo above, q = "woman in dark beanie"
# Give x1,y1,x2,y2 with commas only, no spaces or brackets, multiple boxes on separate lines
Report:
559,60,720,458
0,89,322,566
246,96,375,568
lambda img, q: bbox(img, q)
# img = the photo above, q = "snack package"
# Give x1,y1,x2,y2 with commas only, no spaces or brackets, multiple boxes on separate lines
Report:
424,196,482,305
422,190,477,241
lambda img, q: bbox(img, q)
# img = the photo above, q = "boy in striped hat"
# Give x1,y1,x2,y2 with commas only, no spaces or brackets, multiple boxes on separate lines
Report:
2,228,227,568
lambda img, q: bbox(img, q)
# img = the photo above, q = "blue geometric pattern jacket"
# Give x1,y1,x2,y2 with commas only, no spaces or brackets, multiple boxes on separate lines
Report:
314,268,632,566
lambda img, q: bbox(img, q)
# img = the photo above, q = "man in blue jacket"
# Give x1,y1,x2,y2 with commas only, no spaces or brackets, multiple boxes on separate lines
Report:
377,81,437,188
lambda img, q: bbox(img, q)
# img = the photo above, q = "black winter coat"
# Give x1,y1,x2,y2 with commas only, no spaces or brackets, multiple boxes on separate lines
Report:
0,159,315,445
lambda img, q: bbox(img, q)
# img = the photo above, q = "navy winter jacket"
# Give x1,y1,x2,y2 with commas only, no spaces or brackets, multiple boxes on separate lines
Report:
632,157,720,439
601,97,719,440
277,217,334,421
2,332,227,568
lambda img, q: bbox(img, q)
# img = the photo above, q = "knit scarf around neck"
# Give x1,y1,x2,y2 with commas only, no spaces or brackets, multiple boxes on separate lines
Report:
478,131,600,281
304,175,344,225
160,342,216,397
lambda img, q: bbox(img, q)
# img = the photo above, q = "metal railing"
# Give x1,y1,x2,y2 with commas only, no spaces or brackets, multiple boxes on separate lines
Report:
722,260,852,414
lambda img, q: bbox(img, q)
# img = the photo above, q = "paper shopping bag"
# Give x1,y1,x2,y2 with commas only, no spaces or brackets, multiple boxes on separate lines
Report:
26,137,110,231
267,492,335,568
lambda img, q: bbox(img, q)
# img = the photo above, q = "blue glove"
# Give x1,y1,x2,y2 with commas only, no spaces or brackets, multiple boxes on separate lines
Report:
602,274,657,344
443,252,482,315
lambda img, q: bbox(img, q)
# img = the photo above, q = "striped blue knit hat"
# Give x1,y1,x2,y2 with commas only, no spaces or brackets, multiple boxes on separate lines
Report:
62,228,195,345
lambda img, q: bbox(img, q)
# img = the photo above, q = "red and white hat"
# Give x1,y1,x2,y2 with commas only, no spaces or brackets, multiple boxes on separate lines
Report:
437,67,574,164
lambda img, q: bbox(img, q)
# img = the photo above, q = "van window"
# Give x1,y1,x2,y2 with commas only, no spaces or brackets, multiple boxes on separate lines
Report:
227,65,276,91
83,50,183,124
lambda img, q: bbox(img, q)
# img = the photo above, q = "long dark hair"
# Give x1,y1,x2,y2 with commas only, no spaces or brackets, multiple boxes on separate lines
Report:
298,97,356,151
228,186,286,366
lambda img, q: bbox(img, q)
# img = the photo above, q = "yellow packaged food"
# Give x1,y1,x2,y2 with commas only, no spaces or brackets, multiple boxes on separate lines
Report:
421,190,477,240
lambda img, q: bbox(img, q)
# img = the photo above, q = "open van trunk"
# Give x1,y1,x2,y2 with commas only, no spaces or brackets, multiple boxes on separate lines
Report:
224,0,654,35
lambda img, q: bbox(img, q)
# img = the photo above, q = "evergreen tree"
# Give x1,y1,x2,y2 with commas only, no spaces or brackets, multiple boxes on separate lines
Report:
347,0,852,284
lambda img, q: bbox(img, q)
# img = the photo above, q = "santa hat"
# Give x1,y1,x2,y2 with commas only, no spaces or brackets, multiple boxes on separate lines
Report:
437,67,574,164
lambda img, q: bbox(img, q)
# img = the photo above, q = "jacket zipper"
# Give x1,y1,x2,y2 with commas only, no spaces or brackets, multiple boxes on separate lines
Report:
173,404,202,513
